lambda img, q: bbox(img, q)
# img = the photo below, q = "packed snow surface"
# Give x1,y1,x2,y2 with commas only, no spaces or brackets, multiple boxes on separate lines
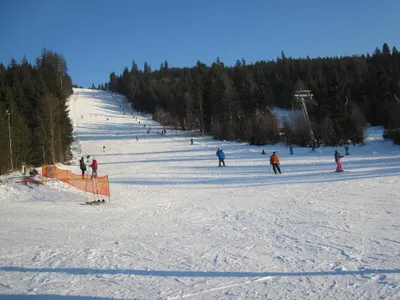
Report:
0,89,399,299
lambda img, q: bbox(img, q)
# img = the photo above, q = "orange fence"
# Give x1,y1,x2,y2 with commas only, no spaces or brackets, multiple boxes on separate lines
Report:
42,165,110,199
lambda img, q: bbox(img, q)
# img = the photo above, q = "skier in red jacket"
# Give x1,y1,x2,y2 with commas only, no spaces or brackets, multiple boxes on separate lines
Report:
90,158,98,178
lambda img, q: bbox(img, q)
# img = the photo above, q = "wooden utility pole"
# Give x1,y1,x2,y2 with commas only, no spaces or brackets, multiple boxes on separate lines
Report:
6,109,13,170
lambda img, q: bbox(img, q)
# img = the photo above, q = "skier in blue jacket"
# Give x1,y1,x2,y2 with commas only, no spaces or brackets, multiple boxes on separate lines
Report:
216,148,226,167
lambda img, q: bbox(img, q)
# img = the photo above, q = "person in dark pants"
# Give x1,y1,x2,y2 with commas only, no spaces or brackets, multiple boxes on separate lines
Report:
344,143,350,155
216,148,226,167
289,144,294,155
90,157,98,179
79,157,87,179
269,152,281,174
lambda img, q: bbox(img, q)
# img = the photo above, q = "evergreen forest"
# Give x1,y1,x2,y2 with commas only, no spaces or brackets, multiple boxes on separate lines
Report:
0,49,73,175
104,43,400,147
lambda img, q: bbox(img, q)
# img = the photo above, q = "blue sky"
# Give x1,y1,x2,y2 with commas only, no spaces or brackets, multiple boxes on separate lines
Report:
1,0,399,87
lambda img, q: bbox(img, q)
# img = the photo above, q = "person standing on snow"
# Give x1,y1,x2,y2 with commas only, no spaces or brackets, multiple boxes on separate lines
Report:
79,157,87,179
335,150,344,172
90,157,98,178
289,144,294,155
344,142,350,155
269,152,281,174
216,148,226,167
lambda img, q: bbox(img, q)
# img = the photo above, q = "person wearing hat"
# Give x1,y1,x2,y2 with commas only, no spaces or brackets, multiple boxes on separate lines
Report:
269,151,281,174
216,148,226,167
79,156,87,179
334,150,344,172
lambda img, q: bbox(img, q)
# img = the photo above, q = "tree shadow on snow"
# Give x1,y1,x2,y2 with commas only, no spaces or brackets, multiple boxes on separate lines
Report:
0,266,398,279
0,295,130,300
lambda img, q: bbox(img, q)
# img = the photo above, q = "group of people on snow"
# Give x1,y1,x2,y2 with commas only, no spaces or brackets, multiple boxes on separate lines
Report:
216,148,283,174
79,156,98,179
78,144,346,178
216,148,346,173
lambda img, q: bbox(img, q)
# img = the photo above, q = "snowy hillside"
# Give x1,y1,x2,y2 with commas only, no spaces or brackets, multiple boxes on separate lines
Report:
0,88,399,299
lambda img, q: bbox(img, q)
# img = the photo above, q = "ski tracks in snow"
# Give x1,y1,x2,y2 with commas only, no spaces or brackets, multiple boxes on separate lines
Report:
2,89,400,299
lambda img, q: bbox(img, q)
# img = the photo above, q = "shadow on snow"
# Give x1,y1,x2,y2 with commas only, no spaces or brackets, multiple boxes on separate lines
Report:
0,266,398,278
0,295,130,300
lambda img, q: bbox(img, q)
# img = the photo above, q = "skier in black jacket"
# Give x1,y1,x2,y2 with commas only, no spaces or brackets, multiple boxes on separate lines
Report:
79,157,87,178
335,150,344,172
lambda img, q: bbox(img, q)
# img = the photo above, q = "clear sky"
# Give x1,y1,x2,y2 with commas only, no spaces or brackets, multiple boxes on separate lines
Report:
1,0,399,87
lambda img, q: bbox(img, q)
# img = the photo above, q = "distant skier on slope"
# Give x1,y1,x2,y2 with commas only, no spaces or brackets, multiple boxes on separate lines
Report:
269,152,281,174
216,148,226,167
335,150,344,172
344,142,350,155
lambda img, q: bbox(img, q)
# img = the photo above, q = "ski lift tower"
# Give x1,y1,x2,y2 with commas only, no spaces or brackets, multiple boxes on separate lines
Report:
294,89,315,146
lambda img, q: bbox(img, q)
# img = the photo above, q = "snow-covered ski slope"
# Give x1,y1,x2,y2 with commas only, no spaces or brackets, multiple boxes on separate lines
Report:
1,88,400,300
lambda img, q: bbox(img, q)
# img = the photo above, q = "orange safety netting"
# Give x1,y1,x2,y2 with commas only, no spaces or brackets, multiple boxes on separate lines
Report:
42,165,110,197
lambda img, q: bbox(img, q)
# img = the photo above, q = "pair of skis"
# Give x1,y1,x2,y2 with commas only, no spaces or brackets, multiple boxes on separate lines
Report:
85,199,106,205
84,175,106,204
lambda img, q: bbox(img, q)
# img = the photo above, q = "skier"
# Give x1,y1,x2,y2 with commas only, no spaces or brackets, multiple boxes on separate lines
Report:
269,152,281,174
289,144,294,155
191,138,194,145
102,146,106,152
90,157,98,179
261,149,266,155
216,148,226,167
79,157,87,179
335,150,344,172
311,140,317,151
344,142,350,155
